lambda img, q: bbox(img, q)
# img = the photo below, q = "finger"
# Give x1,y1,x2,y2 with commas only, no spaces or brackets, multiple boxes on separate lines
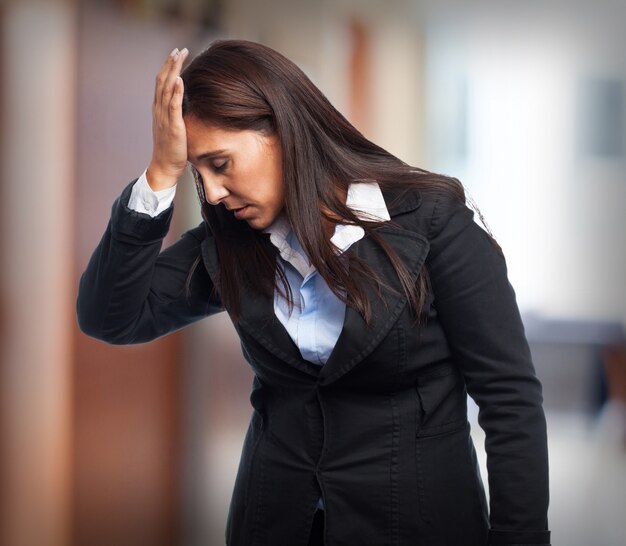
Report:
163,48,189,105
168,76,184,121
155,48,180,110
154,48,179,109
158,48,180,107
160,48,188,112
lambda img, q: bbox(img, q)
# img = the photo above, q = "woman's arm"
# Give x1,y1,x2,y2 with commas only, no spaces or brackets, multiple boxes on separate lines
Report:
426,195,551,546
76,46,219,344
76,177,223,345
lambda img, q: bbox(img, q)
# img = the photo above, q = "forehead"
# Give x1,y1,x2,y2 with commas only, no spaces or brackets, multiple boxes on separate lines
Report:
185,116,278,161
185,117,233,149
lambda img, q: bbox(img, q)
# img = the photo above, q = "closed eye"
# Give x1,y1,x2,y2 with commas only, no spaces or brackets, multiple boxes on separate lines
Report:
211,159,229,173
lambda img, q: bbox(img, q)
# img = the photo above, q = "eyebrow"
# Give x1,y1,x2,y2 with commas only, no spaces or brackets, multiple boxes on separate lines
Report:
189,149,228,162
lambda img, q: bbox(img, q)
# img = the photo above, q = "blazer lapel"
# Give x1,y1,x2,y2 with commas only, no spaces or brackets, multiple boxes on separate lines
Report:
318,225,430,385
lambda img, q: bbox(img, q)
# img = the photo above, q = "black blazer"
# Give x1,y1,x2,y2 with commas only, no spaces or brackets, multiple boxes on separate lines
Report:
77,179,551,546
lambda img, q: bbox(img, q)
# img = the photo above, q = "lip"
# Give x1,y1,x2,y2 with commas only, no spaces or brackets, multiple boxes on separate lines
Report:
233,205,251,220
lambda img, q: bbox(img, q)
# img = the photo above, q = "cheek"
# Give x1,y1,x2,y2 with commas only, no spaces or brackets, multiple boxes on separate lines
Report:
271,167,285,204
254,175,283,206
272,182,285,209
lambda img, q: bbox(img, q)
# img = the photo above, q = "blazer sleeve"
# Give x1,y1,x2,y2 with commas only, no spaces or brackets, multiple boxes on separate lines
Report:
425,194,551,546
76,178,223,345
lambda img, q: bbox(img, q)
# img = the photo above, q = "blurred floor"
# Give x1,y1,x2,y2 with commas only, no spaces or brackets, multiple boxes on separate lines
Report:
546,407,626,545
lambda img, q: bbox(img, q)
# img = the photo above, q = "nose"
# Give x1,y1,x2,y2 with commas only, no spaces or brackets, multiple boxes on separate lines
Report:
203,175,230,205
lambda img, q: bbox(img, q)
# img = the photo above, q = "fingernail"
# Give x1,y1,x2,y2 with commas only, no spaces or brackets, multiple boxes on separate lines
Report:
180,47,188,56
170,47,179,58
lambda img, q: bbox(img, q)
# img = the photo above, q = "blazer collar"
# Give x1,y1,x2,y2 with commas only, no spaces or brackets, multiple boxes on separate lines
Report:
381,184,422,217
200,186,426,384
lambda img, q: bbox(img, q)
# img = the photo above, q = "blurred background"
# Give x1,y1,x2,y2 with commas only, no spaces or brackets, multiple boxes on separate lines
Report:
1,0,626,544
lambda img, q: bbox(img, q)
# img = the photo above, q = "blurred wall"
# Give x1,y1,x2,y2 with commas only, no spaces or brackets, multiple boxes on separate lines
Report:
418,0,626,328
71,3,212,546
0,1,76,545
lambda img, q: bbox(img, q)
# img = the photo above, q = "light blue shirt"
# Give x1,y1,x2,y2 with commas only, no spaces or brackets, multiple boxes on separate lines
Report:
262,182,390,366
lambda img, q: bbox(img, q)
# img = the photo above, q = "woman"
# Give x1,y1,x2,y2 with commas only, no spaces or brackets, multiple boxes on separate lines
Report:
76,40,551,546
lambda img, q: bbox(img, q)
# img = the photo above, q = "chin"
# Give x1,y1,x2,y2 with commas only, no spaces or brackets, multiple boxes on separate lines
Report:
246,218,265,230
247,211,278,231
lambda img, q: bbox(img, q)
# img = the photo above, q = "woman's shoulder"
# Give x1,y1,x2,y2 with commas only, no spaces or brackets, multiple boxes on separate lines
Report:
381,180,471,241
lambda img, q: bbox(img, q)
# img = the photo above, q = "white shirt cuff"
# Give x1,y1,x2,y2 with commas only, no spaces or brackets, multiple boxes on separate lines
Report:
127,168,177,217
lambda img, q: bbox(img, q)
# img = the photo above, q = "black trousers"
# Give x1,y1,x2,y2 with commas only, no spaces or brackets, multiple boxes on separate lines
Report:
307,509,325,546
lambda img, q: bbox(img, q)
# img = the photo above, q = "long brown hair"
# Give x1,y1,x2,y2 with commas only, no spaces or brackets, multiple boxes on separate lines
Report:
180,39,495,326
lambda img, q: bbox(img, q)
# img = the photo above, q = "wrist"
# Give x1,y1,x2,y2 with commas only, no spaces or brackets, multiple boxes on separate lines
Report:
146,164,180,191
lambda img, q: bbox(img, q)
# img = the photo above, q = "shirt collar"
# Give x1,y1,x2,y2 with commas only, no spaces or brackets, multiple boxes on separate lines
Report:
263,181,390,258
344,181,391,223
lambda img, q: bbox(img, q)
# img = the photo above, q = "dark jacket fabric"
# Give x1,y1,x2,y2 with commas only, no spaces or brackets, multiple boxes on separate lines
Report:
77,178,551,546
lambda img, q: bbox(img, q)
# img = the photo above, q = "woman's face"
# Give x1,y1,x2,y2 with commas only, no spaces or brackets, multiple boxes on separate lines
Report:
185,116,285,231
